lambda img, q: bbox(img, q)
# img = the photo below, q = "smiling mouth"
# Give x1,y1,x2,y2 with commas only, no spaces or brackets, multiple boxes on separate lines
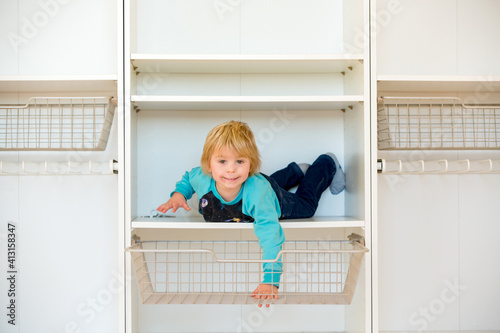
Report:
223,176,239,181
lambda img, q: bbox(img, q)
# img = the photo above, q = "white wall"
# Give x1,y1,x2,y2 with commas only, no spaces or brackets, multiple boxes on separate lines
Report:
0,0,117,75
378,150,500,331
135,0,344,54
376,0,500,76
0,174,119,333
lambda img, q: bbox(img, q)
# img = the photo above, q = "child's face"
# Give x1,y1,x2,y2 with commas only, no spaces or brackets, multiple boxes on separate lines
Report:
209,147,251,198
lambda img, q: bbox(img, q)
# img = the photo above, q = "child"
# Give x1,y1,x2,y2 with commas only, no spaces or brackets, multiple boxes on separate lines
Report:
156,120,345,306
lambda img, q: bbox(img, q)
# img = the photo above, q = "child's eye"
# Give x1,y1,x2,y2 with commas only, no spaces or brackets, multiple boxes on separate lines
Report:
218,160,226,164
236,160,245,164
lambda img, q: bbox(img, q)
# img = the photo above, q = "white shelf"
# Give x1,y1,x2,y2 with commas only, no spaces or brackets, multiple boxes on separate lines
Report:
377,75,500,92
131,95,363,111
131,54,364,74
0,75,118,92
132,216,365,229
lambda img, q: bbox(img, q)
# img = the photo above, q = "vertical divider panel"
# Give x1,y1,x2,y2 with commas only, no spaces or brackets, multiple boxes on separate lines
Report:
344,102,366,220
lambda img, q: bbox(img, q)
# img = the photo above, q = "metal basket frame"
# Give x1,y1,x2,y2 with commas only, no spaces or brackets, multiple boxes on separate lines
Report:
378,97,500,150
0,96,115,151
127,238,368,305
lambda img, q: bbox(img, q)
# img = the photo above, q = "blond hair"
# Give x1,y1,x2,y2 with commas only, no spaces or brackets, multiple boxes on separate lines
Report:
201,121,261,176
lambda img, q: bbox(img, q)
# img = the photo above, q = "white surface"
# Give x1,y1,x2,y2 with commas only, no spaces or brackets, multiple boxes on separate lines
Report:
133,72,362,97
458,174,500,329
0,0,18,75
377,150,500,331
131,95,363,111
135,0,346,54
376,0,457,76
131,54,364,74
16,0,117,75
0,175,119,333
376,1,500,329
137,304,346,333
240,0,344,54
378,170,461,330
377,0,500,77
132,216,365,229
457,0,500,76
0,75,117,92
377,75,500,93
135,0,240,54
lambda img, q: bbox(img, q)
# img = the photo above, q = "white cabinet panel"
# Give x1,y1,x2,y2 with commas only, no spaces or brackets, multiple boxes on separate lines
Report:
376,0,457,76
135,0,346,55
240,0,343,54
0,1,19,75
457,0,500,76
136,0,240,54
378,173,460,331
0,177,19,333
17,0,117,75
458,174,500,330
239,305,345,332
16,176,119,333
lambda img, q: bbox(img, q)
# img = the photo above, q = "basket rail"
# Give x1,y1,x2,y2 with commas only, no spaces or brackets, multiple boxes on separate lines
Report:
379,96,500,109
378,96,500,150
126,236,368,305
0,96,116,151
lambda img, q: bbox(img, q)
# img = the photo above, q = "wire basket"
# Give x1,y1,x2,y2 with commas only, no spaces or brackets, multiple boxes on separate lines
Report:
0,97,115,151
127,237,368,305
378,97,500,150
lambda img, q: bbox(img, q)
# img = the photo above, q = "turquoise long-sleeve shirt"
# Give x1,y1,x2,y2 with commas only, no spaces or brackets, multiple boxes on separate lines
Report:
172,167,285,287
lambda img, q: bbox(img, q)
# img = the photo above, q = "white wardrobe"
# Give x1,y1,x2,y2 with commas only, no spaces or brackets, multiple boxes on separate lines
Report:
375,0,500,332
0,1,121,333
0,0,499,333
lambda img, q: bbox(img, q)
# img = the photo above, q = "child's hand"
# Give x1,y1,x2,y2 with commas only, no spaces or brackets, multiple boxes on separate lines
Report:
250,284,279,307
156,192,191,213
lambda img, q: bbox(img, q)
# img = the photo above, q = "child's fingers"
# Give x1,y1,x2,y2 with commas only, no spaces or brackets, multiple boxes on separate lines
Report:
157,202,174,213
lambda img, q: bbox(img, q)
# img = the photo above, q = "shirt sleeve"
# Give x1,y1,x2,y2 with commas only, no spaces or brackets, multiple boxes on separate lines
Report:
171,167,210,200
243,175,285,287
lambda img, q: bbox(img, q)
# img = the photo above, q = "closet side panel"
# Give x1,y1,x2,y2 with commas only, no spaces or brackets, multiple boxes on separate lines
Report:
458,172,500,330
376,0,457,75
377,153,461,331
0,177,19,333
457,0,500,76
16,175,119,333
135,0,240,54
17,0,117,75
240,0,343,54
0,1,19,75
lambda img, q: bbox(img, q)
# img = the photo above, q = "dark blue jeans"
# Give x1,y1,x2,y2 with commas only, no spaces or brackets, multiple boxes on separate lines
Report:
262,154,336,219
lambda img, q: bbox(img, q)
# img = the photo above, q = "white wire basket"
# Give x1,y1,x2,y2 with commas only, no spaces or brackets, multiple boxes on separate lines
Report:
0,97,115,151
378,97,500,150
127,236,368,305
